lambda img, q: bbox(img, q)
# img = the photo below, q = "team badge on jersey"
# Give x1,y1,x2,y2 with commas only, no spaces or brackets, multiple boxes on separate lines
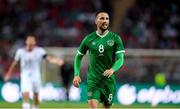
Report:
88,92,92,97
107,40,114,46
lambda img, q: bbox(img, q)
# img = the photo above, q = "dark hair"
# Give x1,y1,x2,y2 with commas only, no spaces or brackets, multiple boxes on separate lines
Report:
25,34,36,40
95,10,109,18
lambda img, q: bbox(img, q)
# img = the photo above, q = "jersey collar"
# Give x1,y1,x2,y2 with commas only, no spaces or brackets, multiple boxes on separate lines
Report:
96,30,109,38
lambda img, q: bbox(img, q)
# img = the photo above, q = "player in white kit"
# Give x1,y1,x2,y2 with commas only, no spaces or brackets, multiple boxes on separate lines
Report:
5,36,64,109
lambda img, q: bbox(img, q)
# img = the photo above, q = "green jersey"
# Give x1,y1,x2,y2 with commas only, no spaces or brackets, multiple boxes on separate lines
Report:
78,31,125,86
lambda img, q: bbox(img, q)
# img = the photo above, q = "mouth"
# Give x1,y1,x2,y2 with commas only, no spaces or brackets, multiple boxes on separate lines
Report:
102,23,108,29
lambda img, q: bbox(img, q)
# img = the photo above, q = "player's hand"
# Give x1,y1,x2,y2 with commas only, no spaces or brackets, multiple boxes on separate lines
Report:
73,76,81,88
4,73,11,82
46,56,64,66
103,68,115,78
57,59,64,66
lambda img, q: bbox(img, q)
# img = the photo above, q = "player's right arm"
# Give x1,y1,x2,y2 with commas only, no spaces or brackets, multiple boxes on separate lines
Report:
73,53,83,88
73,36,89,88
4,60,18,81
5,49,21,81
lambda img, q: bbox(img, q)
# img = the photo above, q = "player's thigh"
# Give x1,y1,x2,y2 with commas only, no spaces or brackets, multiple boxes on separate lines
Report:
21,76,32,93
100,84,116,106
87,83,101,102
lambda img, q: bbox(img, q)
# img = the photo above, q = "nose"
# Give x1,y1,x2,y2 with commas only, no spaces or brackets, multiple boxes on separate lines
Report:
103,20,109,24
102,19,107,23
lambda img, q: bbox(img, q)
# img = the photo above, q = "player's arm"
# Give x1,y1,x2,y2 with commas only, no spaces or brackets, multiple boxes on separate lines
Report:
4,60,18,81
45,55,64,66
73,36,88,88
74,52,84,76
5,49,21,81
73,52,83,88
103,35,125,78
112,52,124,71
103,53,124,78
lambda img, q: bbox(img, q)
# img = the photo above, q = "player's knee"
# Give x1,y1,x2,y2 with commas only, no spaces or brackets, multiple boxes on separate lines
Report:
89,103,98,108
88,100,98,108
102,104,111,109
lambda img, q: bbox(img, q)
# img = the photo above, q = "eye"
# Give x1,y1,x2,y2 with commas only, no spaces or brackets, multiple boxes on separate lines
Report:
100,17,104,20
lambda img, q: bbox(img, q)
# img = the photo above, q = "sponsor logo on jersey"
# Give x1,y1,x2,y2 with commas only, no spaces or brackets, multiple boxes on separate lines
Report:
107,40,114,46
92,42,96,45
99,54,104,56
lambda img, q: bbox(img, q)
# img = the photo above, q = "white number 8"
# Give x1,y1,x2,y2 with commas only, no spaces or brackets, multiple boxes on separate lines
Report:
99,45,104,53
108,94,113,102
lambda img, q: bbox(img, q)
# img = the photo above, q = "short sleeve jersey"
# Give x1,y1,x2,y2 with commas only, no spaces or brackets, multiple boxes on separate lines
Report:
78,31,125,86
15,46,46,77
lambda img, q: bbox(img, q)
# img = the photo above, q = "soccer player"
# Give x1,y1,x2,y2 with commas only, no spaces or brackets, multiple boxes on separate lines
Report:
73,11,125,109
4,36,64,109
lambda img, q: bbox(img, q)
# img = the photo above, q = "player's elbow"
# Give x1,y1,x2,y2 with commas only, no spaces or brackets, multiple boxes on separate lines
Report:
75,53,83,60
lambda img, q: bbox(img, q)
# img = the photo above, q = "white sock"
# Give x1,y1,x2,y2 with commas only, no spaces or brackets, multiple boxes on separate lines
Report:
22,102,30,109
32,105,39,109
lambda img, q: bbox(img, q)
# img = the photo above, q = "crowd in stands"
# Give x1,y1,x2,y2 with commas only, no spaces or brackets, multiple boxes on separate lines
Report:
119,0,180,84
0,0,179,84
122,0,180,49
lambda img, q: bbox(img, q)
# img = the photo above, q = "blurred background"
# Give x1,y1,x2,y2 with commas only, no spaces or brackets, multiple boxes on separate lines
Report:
0,0,180,108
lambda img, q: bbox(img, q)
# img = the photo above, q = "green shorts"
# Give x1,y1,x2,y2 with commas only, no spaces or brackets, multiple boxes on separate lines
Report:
87,83,116,106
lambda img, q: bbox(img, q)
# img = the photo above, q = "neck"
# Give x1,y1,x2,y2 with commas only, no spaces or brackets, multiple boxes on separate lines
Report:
97,29,108,35
26,46,33,51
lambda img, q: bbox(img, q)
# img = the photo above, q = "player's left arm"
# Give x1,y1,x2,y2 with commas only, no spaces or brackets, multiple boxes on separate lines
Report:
103,34,125,78
112,52,124,71
103,53,124,78
45,55,64,66
40,47,64,66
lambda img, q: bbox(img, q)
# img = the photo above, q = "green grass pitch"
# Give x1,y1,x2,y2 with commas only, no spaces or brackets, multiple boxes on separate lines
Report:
0,101,180,108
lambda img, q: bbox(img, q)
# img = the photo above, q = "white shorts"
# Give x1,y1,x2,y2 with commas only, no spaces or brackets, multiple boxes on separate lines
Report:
21,75,41,93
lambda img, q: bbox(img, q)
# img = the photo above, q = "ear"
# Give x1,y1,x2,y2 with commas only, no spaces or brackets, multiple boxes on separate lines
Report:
95,18,97,25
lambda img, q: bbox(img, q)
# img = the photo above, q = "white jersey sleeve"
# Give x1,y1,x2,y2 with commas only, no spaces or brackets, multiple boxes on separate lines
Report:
38,47,47,58
14,49,22,61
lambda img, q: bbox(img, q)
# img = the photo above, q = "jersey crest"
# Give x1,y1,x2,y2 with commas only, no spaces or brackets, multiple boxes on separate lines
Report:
107,40,114,46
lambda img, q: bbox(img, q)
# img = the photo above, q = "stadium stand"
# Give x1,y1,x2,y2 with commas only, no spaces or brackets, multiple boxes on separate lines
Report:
0,0,179,84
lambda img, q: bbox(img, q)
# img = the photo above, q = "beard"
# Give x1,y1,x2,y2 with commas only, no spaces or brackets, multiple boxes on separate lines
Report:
102,23,109,29
100,24,108,31
100,27,108,32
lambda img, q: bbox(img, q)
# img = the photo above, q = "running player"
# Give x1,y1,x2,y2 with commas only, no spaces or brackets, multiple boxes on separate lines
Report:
73,11,125,109
5,36,64,109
